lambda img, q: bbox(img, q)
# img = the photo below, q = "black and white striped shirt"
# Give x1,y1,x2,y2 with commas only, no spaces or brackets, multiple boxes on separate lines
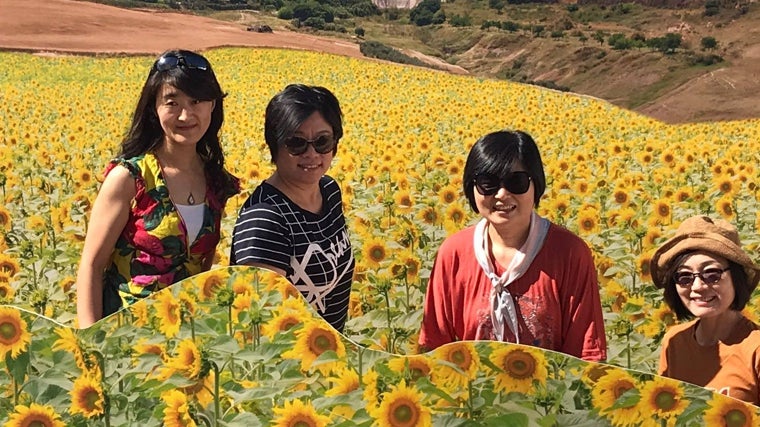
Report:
231,176,354,331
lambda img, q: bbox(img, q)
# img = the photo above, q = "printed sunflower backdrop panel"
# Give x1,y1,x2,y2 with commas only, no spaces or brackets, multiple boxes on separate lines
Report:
0,267,757,426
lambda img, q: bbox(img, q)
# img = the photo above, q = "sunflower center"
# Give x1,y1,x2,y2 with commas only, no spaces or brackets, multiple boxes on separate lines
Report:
85,389,100,410
613,381,634,399
390,399,419,427
504,351,536,379
724,409,748,427
309,330,336,355
654,390,676,411
292,417,316,427
0,321,17,341
369,247,385,262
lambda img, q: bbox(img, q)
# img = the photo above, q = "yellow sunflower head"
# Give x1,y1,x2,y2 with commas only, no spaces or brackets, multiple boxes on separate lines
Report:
703,393,758,427
324,366,360,397
370,380,432,427
5,403,66,427
639,377,687,419
388,354,434,383
0,306,31,359
282,320,346,375
272,399,331,427
161,389,197,427
488,345,548,394
154,290,182,338
70,374,105,418
362,238,388,269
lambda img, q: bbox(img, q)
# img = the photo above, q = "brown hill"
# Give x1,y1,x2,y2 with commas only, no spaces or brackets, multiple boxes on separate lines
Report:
2,0,759,123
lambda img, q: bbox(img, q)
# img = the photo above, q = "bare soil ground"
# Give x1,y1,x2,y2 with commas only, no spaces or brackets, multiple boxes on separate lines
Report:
0,0,466,74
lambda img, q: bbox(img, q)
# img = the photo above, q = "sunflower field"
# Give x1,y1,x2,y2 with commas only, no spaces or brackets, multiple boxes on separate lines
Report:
0,47,759,425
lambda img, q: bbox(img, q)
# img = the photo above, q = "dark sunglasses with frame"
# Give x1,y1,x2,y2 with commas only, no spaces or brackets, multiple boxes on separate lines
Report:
282,135,336,156
153,52,210,72
474,171,532,196
673,267,730,287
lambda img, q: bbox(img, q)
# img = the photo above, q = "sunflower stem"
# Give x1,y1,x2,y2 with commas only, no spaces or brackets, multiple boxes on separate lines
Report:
212,361,221,426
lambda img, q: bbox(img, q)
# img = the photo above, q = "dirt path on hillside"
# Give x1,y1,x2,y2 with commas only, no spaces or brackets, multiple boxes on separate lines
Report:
0,0,466,75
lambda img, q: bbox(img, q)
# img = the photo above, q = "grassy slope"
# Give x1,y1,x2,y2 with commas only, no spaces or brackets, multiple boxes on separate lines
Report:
220,1,760,122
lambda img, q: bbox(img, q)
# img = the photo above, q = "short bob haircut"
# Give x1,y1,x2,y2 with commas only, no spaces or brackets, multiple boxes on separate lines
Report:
663,251,752,321
462,130,546,213
264,84,343,162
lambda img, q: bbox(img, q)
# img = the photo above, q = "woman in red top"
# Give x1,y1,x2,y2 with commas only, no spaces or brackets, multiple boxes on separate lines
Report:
418,130,607,361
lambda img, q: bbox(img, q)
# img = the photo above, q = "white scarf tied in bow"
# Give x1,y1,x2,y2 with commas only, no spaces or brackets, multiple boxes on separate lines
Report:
473,212,550,342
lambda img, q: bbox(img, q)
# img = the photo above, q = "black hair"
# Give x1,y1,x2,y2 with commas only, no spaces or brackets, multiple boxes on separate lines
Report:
462,130,546,213
264,84,343,162
118,49,236,196
662,251,751,321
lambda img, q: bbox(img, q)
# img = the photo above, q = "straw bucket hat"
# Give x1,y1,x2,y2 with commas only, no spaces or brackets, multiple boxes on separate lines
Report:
650,215,760,289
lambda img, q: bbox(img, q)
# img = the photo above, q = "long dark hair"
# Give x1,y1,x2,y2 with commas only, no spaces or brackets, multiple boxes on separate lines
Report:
118,49,236,197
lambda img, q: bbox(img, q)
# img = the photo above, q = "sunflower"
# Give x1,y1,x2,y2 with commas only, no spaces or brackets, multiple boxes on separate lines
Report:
432,342,479,390
716,196,735,220
362,238,388,269
703,393,758,427
445,203,467,225
0,254,20,277
0,307,31,359
261,311,303,339
0,205,11,230
488,345,548,394
130,299,150,327
272,399,330,427
348,291,363,317
182,371,216,408
577,206,600,235
592,370,640,426
652,199,671,224
370,380,432,427
613,188,629,205
363,369,382,412
282,320,346,375
638,377,688,420
388,354,434,383
70,374,105,418
164,339,203,380
715,177,735,196
394,190,414,211
0,280,14,301
324,366,360,396
231,292,253,324
154,289,182,338
199,270,226,301
439,185,459,204
26,214,47,233
5,403,66,427
161,389,197,427
416,206,439,225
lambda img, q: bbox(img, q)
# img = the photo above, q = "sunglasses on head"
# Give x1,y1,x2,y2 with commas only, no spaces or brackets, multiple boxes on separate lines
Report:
673,267,730,287
282,135,336,156
153,52,210,72
474,171,532,196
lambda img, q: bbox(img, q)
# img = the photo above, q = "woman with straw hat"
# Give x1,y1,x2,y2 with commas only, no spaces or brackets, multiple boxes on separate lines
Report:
651,215,760,405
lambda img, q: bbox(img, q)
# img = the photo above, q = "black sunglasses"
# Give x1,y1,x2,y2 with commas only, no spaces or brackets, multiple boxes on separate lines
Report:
283,135,336,156
673,267,730,287
474,171,532,196
153,52,210,72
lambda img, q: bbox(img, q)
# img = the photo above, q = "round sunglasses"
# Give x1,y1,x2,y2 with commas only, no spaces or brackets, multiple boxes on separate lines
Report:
474,171,532,196
153,52,210,72
282,135,336,156
673,267,730,287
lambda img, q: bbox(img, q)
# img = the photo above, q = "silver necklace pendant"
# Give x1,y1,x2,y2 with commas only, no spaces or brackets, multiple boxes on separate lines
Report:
187,192,195,205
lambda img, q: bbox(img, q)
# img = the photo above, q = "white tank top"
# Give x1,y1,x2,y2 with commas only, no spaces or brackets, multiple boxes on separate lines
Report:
175,203,206,244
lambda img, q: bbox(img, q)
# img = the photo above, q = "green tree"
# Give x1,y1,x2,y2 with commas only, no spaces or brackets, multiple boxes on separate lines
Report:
701,36,718,50
354,26,365,37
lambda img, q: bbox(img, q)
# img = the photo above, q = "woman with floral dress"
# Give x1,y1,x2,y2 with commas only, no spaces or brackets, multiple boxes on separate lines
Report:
76,49,239,328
